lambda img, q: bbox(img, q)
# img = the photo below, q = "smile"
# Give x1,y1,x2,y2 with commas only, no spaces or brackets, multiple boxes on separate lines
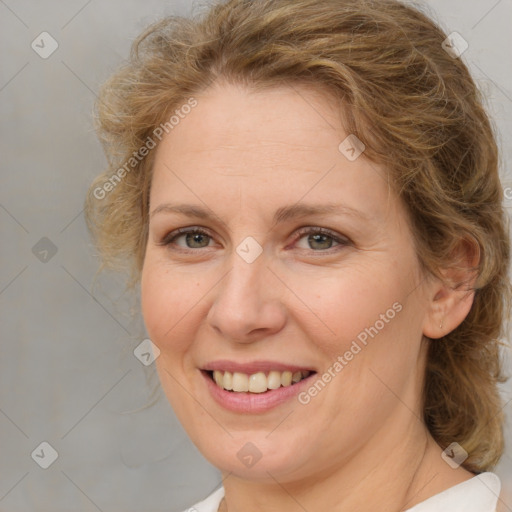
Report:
200,360,317,412
208,369,313,393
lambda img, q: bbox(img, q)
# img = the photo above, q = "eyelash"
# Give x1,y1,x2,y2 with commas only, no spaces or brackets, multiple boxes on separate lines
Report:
157,226,350,254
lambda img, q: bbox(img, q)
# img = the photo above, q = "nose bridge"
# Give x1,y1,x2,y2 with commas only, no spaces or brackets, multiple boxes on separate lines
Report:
207,248,286,340
220,249,269,310
220,229,269,296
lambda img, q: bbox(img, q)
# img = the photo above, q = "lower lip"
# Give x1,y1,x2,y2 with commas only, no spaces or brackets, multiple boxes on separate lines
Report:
201,370,315,413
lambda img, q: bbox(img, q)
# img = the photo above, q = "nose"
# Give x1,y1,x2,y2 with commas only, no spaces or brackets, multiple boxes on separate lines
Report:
206,253,287,343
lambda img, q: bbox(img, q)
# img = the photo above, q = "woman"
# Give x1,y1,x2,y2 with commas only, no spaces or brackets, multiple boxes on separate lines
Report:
84,0,510,510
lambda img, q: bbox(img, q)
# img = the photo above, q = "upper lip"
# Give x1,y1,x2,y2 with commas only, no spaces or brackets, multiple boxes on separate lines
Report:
201,360,316,374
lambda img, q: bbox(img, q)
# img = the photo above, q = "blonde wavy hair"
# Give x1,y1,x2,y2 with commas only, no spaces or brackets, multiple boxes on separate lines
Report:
84,0,511,473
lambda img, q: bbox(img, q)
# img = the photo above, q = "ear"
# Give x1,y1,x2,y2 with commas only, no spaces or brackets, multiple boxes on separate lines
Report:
422,237,480,339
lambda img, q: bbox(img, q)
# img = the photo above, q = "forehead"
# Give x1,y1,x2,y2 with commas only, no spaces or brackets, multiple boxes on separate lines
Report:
150,82,394,222
154,81,343,164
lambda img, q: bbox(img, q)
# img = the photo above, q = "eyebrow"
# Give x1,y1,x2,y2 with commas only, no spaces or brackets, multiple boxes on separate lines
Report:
150,202,368,226
273,203,368,223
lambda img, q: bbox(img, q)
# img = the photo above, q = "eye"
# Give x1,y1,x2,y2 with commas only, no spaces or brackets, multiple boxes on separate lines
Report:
294,227,349,251
157,226,350,253
158,227,215,249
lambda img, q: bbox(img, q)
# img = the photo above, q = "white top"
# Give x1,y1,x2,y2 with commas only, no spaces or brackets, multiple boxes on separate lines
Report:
182,472,501,512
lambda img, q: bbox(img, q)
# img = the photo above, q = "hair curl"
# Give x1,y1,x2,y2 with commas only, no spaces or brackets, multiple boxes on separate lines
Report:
84,0,511,473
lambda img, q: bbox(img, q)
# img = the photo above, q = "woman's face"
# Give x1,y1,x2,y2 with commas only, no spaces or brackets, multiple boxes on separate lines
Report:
141,82,435,482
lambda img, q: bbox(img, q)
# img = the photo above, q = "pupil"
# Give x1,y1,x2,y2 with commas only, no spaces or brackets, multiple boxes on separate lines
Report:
309,233,332,250
186,232,209,248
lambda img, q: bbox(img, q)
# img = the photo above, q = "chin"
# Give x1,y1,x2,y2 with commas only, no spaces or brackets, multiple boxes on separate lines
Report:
194,433,315,483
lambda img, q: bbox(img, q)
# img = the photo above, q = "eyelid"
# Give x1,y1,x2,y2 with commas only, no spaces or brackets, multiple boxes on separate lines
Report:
156,226,217,247
292,226,351,247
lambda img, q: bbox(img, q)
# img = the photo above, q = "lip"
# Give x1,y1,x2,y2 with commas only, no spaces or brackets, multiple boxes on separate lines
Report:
200,368,316,413
202,359,316,375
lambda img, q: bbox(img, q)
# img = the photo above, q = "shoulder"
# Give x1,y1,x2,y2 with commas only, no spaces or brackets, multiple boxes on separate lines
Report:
405,472,501,512
180,487,225,512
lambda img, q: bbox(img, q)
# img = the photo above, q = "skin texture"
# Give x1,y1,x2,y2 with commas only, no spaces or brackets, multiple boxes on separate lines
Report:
141,82,476,512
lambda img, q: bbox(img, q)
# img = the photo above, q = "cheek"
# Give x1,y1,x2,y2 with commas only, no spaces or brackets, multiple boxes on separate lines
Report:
140,259,202,354
287,260,414,359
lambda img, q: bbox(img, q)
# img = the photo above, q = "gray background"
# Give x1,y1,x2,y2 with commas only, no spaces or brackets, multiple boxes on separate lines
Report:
1,0,511,511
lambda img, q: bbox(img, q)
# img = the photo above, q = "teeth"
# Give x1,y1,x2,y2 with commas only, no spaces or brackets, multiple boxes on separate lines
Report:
214,370,223,387
267,371,282,389
211,369,311,393
281,371,292,387
232,372,249,392
223,371,233,391
249,372,267,393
